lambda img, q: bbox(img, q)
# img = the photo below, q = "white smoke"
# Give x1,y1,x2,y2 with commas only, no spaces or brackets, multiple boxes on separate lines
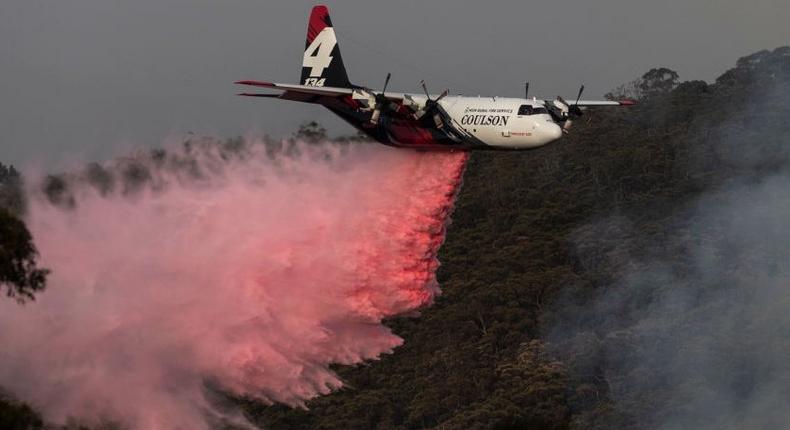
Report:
547,60,790,429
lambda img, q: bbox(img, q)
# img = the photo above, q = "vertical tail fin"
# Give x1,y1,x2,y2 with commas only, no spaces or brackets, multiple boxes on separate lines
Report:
301,5,352,88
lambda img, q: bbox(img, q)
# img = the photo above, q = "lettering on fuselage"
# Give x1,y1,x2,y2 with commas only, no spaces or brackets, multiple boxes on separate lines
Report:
464,107,513,114
460,114,510,127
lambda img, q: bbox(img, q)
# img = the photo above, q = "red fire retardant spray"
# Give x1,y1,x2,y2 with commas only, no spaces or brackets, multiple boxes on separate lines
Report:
0,141,469,429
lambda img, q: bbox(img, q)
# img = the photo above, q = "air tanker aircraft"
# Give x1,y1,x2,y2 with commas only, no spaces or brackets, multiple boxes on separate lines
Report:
236,5,635,151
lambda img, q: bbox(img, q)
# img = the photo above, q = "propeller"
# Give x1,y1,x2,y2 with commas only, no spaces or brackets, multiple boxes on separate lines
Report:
569,84,585,116
369,73,392,124
369,72,392,125
415,80,449,128
548,84,586,133
415,80,448,116
420,80,449,102
525,81,530,99
552,84,585,119
383,72,391,93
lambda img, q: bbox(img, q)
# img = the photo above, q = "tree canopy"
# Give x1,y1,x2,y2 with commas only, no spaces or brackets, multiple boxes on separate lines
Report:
0,163,49,303
245,46,790,430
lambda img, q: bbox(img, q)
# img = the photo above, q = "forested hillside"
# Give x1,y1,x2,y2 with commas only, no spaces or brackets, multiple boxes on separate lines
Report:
247,47,790,429
1,47,788,429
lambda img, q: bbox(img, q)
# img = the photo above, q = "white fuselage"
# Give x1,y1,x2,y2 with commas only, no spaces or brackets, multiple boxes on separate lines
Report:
438,96,563,149
386,92,565,149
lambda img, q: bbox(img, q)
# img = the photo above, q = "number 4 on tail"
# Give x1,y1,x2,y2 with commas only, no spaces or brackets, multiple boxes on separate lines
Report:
303,28,336,81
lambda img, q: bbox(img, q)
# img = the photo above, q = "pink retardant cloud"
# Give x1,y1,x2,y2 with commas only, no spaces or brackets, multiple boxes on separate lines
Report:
0,141,468,429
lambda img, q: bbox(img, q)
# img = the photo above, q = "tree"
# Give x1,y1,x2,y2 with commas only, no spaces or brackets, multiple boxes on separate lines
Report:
0,208,49,303
293,121,328,143
0,163,25,216
606,67,680,101
0,392,43,430
637,67,680,98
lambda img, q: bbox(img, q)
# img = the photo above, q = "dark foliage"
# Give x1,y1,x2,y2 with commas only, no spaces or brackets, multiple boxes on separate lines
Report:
0,208,49,304
605,67,680,101
0,164,50,426
0,164,49,303
293,120,370,143
293,120,329,143
245,47,790,429
0,393,43,430
0,163,25,216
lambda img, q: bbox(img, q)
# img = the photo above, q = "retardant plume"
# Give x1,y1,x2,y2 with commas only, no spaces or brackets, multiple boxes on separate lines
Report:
0,139,468,429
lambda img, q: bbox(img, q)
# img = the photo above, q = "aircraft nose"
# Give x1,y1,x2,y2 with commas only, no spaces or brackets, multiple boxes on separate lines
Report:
536,120,562,144
545,123,562,141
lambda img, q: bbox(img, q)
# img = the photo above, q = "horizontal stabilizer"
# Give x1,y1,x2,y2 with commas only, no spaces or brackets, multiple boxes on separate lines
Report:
235,80,275,88
237,93,281,98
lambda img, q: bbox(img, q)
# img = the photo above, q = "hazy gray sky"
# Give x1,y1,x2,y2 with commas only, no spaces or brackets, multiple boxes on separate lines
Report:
2,0,789,166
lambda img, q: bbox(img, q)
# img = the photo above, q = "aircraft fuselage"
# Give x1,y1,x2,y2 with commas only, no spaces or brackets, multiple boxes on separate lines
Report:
333,94,563,150
236,5,634,151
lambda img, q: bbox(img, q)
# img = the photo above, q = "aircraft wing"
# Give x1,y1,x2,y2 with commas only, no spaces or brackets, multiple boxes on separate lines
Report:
569,99,637,107
235,80,406,102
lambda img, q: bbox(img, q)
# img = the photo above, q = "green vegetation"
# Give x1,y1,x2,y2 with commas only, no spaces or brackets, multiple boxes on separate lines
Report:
246,47,790,429
0,393,42,430
1,46,788,429
294,120,370,143
0,163,49,428
0,208,49,304
0,163,49,304
0,163,25,216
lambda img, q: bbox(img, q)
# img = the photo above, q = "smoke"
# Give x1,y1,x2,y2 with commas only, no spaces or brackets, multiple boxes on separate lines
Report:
556,178,790,429
547,60,790,429
0,139,468,429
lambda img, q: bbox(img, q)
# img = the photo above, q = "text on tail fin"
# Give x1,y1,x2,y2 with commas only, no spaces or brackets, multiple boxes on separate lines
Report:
301,5,351,88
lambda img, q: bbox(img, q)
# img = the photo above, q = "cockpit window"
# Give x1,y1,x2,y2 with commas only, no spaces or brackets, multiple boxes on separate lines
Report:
518,105,534,115
518,105,548,116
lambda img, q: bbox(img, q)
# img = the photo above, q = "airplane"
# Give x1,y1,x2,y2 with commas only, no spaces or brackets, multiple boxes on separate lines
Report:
236,5,635,151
